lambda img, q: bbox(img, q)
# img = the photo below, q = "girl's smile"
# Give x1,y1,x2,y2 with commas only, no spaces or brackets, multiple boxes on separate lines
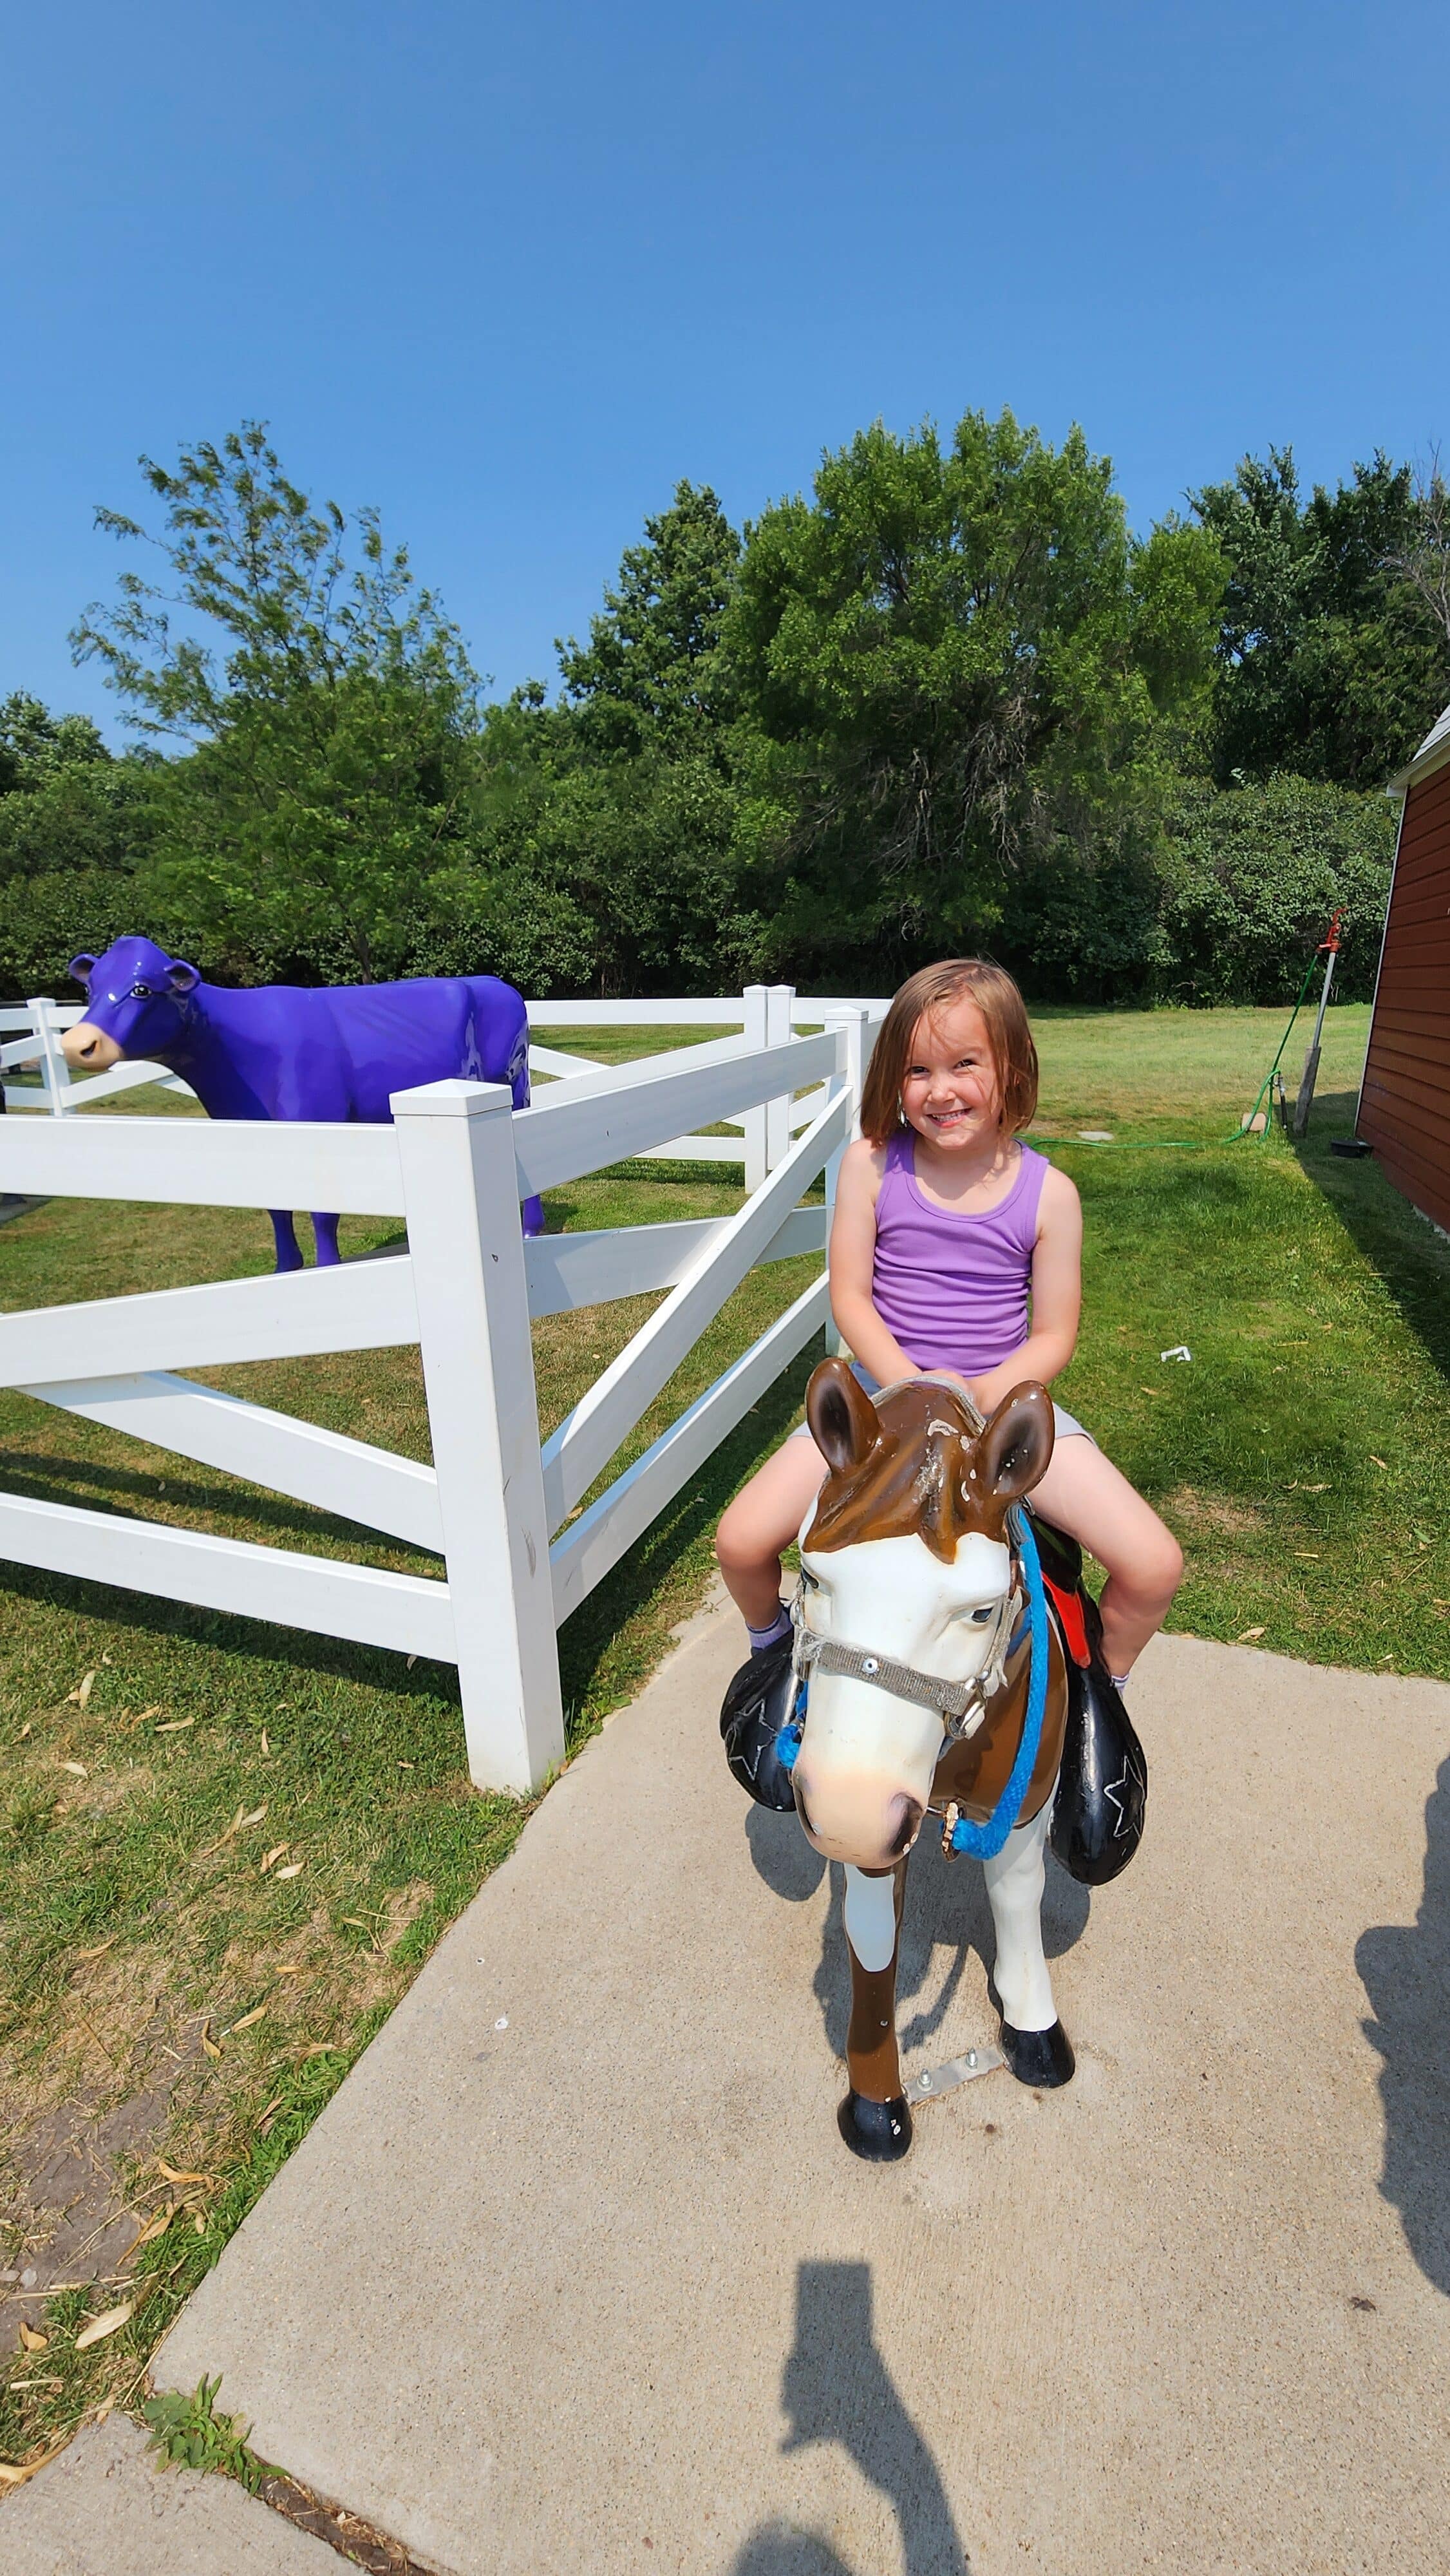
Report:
901,997,1003,1154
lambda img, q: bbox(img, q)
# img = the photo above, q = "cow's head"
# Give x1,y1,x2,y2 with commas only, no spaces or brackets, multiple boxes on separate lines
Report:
63,938,201,1072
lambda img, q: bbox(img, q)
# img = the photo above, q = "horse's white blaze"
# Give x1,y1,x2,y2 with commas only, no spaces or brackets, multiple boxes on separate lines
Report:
843,1864,898,1972
792,1527,1012,1861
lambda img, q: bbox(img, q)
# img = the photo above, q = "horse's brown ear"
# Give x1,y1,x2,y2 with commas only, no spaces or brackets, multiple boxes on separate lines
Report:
805,1358,879,1477
977,1382,1055,1503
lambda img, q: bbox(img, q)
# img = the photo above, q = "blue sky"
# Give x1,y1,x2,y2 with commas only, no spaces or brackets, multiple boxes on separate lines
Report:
4,0,1447,737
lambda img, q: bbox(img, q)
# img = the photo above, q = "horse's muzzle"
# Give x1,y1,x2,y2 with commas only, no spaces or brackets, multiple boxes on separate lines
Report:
793,1771,925,1869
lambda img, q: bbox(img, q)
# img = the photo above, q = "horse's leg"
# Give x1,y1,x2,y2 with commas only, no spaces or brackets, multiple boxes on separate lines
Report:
270,1210,303,1273
838,1861,912,2161
521,1194,544,1238
983,1798,1075,2088
310,1212,342,1266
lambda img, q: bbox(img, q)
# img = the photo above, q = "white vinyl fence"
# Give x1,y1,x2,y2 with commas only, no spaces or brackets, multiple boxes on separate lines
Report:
1,999,193,1113
1,985,883,1177
0,992,881,1793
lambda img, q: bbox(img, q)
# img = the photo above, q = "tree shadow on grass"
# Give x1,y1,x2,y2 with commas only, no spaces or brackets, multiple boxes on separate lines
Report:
1294,1088,1450,1394
0,1544,467,1712
0,1442,438,1565
556,1341,818,1735
1356,1754,1450,2297
0,1337,822,1754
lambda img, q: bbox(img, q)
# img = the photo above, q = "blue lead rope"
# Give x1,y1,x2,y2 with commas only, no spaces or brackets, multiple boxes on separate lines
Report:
946,1508,1048,1860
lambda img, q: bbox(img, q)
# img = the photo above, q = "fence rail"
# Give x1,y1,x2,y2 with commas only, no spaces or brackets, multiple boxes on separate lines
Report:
1,985,888,1186
0,992,881,1793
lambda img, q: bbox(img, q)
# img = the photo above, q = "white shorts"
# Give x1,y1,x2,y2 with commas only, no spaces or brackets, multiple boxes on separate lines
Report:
792,1361,1093,1445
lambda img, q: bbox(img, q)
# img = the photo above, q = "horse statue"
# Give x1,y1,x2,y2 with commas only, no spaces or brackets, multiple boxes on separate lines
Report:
720,1358,1146,2161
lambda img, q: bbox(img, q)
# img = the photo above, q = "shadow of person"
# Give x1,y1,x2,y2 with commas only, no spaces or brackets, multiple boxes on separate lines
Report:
1356,1754,1450,2296
730,2527,856,2574
749,2259,972,2576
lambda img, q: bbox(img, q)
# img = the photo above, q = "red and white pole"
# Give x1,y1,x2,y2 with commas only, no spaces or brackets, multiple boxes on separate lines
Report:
1292,912,1342,1139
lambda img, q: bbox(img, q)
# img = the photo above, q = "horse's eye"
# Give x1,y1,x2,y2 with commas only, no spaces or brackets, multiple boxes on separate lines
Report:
800,1566,820,1592
969,1605,994,1624
129,983,153,999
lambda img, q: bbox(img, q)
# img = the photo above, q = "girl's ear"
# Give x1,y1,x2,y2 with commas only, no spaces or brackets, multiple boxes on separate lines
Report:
977,1382,1055,1502
805,1358,880,1478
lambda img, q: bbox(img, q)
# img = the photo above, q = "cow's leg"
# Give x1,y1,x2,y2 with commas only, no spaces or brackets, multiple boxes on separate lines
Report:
270,1211,303,1274
838,1861,912,2161
521,1195,545,1239
310,1213,342,1267
983,1797,1075,2088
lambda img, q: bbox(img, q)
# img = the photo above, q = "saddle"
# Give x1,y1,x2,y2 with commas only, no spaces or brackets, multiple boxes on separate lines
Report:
719,1504,1147,1884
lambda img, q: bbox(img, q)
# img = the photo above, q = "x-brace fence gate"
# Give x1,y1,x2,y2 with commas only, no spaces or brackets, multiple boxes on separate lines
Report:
0,1008,874,1791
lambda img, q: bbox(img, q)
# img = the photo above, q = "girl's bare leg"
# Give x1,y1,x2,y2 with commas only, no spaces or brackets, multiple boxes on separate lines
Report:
716,1437,829,1631
1029,1436,1182,1678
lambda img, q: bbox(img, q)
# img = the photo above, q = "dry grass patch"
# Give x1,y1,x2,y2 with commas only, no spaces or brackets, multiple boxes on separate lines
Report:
1164,1487,1268,1537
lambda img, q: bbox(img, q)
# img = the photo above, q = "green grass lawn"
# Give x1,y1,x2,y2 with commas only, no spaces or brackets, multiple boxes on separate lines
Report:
5,997,1450,2472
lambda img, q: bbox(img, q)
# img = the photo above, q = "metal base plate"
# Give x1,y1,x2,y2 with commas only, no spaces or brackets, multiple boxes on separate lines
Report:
903,2043,1004,2106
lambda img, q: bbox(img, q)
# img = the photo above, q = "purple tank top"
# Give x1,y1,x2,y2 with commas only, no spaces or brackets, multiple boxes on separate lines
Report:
871,1131,1049,1374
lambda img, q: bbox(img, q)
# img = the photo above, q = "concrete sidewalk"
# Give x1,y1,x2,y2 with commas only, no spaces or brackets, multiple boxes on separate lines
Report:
3,2415,343,2574
141,1596,1445,2576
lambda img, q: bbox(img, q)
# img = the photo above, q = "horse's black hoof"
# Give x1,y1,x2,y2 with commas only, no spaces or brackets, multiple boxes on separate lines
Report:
838,2090,913,2161
999,2018,1076,2088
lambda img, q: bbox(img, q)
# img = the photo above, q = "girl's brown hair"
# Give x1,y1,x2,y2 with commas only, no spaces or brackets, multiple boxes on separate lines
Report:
859,959,1039,1146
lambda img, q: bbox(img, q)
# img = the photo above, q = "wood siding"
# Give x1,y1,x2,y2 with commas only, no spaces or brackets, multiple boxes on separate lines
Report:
1360,757,1450,1232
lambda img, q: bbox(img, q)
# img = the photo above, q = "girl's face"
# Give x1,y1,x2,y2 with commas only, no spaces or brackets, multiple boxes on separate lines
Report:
899,995,1003,1151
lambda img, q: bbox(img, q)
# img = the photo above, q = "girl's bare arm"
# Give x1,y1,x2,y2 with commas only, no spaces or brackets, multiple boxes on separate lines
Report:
827,1138,921,1384
967,1166,1082,1414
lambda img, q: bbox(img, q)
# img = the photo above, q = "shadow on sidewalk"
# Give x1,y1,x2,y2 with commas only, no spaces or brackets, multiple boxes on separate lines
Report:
745,1807,1090,2065
1356,1754,1450,2297
729,2260,970,2575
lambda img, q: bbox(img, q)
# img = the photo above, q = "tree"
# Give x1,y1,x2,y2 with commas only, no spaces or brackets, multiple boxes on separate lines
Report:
0,691,112,792
0,694,166,999
1384,456,1450,654
1192,448,1450,786
724,410,1223,977
556,482,740,759
71,424,482,980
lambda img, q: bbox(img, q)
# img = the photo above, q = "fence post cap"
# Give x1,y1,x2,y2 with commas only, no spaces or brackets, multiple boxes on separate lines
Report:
390,1078,514,1121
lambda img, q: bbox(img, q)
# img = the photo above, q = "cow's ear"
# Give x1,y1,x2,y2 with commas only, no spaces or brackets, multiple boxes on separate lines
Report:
68,954,97,985
165,959,200,996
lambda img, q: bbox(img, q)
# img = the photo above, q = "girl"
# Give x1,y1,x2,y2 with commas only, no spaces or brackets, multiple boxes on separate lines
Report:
715,958,1182,1687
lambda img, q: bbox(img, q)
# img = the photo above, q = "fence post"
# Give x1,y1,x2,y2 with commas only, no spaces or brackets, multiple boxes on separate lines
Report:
742,985,769,1191
765,984,795,1172
391,1078,565,1795
29,1000,73,1115
822,1007,871,1358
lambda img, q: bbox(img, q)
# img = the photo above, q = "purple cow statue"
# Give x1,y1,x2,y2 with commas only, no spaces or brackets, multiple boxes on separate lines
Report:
62,936,543,1271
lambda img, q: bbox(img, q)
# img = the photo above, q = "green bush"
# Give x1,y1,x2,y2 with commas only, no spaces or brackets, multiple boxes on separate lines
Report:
1148,773,1397,1003
989,773,1395,1007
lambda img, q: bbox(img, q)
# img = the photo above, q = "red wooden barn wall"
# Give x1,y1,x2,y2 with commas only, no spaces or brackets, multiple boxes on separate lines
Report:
1359,755,1450,1232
